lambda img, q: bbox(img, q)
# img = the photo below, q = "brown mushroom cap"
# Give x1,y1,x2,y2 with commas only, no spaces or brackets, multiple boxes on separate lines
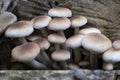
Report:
113,40,120,49
48,33,66,44
34,38,50,50
51,49,70,61
48,7,72,17
32,15,52,29
82,33,112,53
12,42,40,62
65,34,84,48
70,15,87,28
5,21,34,37
48,18,71,31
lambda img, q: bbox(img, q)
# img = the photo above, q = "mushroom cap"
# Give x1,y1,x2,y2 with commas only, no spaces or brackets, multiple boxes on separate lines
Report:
51,49,70,61
48,7,72,17
103,48,120,63
48,18,71,30
65,34,84,48
48,33,66,44
82,33,112,54
34,38,50,50
32,15,52,29
78,27,101,35
113,40,120,49
26,34,42,41
12,42,40,62
0,12,17,34
70,15,87,28
5,21,34,38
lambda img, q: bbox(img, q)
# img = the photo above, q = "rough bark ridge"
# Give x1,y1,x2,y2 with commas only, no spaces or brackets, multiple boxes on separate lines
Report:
15,0,120,41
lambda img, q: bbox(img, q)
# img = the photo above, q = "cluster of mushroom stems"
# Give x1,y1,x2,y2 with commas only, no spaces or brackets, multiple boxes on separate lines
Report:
3,7,120,70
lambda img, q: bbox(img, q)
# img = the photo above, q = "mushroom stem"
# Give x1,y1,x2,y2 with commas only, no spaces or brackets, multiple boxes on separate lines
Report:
58,31,65,37
24,59,48,69
13,37,27,45
40,50,53,67
74,27,79,34
40,28,48,38
90,52,98,69
55,44,60,50
36,51,53,68
59,61,68,70
74,48,81,64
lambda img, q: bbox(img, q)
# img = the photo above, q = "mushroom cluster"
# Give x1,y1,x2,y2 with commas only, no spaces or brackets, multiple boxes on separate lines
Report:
3,7,120,70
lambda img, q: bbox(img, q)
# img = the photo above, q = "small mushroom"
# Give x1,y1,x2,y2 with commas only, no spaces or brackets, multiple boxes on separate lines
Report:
82,33,112,69
32,15,52,37
5,21,34,44
65,33,84,63
48,7,72,17
11,42,47,69
51,49,71,69
48,33,66,50
34,38,52,67
113,40,120,49
78,27,101,35
48,17,71,36
70,15,87,34
103,48,120,70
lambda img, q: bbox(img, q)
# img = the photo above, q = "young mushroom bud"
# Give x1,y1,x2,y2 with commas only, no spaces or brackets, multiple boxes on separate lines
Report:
82,33,112,69
51,49,71,69
32,15,52,38
48,7,72,17
5,21,34,44
11,42,47,69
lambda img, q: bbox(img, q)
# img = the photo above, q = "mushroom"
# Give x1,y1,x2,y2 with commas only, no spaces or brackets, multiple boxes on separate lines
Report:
113,40,120,49
32,15,52,38
48,7,72,17
103,62,113,70
48,33,66,50
5,21,34,44
11,42,47,69
82,33,112,69
0,11,17,34
103,48,120,70
70,15,87,34
78,27,101,35
65,33,84,63
34,38,52,67
48,17,71,36
51,49,71,69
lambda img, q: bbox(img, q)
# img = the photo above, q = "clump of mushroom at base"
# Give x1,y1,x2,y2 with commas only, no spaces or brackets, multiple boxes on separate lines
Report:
3,7,119,70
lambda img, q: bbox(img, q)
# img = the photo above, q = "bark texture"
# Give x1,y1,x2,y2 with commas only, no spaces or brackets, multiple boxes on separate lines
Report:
15,0,120,41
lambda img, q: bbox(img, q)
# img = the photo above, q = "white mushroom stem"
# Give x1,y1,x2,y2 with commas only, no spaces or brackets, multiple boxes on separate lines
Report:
36,51,53,67
74,27,79,34
58,31,65,37
74,48,81,64
24,59,48,69
90,51,98,69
